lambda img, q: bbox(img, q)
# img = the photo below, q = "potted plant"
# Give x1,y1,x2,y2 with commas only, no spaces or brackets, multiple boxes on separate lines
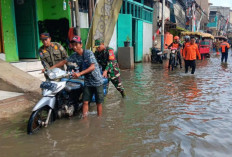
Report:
124,35,131,47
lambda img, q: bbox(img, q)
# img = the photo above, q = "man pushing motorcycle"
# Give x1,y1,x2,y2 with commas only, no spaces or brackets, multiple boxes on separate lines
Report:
168,36,183,69
50,36,104,118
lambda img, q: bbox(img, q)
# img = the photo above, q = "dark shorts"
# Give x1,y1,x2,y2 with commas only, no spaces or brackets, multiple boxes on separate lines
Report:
83,85,104,104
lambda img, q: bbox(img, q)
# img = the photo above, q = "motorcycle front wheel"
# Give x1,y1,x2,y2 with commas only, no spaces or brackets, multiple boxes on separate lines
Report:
27,106,54,134
171,57,175,71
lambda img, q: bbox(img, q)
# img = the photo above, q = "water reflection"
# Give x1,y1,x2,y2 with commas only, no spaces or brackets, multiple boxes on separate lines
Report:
221,63,228,72
1,53,232,156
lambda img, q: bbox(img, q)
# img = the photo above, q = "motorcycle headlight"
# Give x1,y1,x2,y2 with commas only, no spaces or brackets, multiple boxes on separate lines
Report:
171,50,175,53
48,72,56,80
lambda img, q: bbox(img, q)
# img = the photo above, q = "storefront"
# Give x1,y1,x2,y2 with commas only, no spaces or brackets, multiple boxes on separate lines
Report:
118,0,153,62
1,0,71,62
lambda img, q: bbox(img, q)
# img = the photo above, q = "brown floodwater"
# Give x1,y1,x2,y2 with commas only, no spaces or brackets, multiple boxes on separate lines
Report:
1,51,232,157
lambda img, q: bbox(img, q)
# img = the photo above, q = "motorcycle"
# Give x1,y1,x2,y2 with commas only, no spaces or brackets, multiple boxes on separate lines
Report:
169,48,178,71
151,47,163,64
27,67,109,134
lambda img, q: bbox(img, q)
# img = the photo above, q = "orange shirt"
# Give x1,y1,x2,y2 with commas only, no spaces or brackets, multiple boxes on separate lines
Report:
182,42,190,56
183,43,201,60
220,42,230,53
168,42,182,49
183,42,190,49
172,43,180,49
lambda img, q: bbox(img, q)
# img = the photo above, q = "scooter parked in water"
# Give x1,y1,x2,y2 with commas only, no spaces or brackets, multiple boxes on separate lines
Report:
151,47,163,64
27,67,108,134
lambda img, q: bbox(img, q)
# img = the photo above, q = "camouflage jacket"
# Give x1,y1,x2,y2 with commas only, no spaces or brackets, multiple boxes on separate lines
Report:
94,47,117,72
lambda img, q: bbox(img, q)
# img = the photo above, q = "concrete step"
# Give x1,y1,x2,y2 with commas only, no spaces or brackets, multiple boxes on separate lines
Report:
0,94,38,119
10,60,45,81
10,59,43,72
28,70,45,81
0,90,24,101
0,53,5,61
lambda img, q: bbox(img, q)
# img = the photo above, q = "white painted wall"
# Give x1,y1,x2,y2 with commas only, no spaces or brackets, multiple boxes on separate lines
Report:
79,12,89,28
108,24,117,51
158,3,170,20
173,2,185,28
143,22,153,55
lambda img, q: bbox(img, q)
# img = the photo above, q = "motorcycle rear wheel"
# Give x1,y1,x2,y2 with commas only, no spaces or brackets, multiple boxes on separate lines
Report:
27,106,54,134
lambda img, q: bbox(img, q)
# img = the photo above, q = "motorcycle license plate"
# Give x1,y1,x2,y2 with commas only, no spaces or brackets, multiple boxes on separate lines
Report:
40,82,57,91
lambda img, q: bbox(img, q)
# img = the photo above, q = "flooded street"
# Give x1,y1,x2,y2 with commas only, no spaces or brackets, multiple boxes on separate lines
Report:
2,51,232,157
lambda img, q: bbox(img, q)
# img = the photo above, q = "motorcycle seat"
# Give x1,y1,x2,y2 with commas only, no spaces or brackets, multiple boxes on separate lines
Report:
62,77,108,87
62,78,84,86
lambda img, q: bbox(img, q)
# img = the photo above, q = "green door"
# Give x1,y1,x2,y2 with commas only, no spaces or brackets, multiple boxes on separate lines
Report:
134,20,143,62
15,0,37,58
117,14,132,47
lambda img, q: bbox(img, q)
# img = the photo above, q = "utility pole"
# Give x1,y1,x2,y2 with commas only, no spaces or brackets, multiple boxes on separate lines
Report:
70,0,74,27
88,0,93,27
74,0,81,36
92,0,95,14
192,1,195,32
161,0,165,52
197,10,204,32
152,0,159,47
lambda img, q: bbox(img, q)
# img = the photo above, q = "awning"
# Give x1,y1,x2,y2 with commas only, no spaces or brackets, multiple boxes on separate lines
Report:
175,26,188,32
181,32,214,39
214,36,227,40
201,33,214,39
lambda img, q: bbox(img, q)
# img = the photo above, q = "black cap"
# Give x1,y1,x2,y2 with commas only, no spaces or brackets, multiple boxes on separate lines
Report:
40,33,50,40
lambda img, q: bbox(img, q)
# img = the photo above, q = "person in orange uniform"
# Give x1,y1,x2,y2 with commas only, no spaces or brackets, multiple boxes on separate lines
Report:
183,36,191,49
182,36,191,64
220,38,230,63
168,36,183,68
183,36,201,74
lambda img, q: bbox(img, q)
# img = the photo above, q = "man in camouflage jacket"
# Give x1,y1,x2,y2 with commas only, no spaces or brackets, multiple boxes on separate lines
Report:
94,39,126,98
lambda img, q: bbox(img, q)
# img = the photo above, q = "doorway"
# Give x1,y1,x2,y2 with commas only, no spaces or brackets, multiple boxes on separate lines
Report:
14,0,38,59
133,19,143,62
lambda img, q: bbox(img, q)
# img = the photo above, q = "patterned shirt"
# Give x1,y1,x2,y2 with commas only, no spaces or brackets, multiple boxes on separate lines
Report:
67,49,103,87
